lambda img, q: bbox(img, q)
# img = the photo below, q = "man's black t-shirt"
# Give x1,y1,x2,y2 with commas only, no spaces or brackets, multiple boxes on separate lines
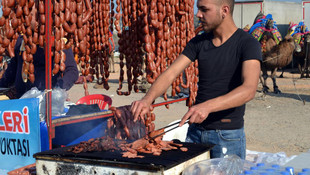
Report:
182,29,262,130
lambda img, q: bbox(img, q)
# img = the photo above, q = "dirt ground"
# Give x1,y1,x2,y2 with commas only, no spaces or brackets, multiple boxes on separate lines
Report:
67,64,310,157
245,71,310,157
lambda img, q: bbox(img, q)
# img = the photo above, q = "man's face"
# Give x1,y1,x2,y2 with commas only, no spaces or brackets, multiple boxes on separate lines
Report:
196,0,223,33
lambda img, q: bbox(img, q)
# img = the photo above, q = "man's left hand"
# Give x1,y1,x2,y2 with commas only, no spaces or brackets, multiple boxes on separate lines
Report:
179,103,210,126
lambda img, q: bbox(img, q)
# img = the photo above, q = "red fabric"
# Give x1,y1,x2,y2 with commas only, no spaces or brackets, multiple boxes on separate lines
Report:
255,15,266,24
108,32,115,53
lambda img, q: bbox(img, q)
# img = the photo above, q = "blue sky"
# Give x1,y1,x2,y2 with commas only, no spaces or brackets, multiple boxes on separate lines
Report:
194,0,198,14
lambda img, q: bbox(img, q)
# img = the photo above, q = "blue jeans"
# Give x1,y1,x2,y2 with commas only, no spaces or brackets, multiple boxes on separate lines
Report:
185,124,246,159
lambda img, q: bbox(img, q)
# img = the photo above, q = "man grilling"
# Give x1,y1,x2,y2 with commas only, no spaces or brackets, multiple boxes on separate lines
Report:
131,0,262,159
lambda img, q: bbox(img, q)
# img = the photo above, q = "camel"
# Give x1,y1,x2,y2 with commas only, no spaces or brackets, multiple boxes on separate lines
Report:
287,22,310,78
260,32,296,93
248,12,296,93
293,33,310,78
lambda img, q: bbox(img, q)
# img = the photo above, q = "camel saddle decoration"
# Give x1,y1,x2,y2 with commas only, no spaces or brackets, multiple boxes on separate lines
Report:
288,21,310,50
249,13,282,47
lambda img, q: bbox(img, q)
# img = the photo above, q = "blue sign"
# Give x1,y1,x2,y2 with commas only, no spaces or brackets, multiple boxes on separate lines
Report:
0,98,40,175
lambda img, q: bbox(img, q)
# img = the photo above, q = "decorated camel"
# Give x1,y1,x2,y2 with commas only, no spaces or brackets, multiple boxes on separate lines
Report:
248,12,296,94
288,22,310,78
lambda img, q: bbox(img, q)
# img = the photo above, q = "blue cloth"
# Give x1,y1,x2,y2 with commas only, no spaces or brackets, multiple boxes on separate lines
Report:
40,115,69,151
291,21,309,36
0,35,79,98
40,121,49,151
40,109,108,149
248,22,265,34
249,14,279,34
186,124,246,159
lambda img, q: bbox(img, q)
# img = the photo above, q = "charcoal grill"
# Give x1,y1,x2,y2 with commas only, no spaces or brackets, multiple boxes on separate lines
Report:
34,142,213,175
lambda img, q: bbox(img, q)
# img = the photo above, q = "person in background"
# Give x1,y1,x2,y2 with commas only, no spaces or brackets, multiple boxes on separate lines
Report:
108,30,116,73
0,5,78,99
131,0,262,159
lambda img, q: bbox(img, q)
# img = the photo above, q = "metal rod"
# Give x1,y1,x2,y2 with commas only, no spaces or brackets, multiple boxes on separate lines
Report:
152,97,188,108
45,0,53,150
52,111,114,127
50,97,189,143
52,97,188,128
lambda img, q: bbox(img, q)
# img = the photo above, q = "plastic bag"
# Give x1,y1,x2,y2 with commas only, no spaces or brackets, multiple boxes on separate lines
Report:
20,87,45,121
49,87,68,116
246,150,297,166
182,155,255,175
20,87,68,121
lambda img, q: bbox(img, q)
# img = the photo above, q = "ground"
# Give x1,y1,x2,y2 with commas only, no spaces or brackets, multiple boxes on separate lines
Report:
245,71,310,157
67,65,310,157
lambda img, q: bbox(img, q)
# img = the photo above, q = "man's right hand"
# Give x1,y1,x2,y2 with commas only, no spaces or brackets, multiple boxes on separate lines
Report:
131,99,153,122
130,55,191,122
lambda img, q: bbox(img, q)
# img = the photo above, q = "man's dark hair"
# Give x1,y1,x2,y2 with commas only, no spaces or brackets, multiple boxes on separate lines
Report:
225,0,235,15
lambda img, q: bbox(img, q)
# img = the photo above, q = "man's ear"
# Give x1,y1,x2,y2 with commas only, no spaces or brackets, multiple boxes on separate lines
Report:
222,5,230,17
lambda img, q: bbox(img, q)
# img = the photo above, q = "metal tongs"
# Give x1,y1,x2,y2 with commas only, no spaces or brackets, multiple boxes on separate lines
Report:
149,120,189,140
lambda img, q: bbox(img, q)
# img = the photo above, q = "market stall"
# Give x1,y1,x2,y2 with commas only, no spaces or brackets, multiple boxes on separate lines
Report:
0,0,201,173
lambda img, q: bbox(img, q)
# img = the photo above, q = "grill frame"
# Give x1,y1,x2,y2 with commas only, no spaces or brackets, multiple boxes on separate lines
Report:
34,142,213,174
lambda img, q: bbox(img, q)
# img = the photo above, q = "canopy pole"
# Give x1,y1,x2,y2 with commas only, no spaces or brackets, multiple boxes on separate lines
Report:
45,0,54,150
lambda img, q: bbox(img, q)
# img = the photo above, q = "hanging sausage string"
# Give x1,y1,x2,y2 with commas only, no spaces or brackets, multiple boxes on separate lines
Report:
0,0,198,107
